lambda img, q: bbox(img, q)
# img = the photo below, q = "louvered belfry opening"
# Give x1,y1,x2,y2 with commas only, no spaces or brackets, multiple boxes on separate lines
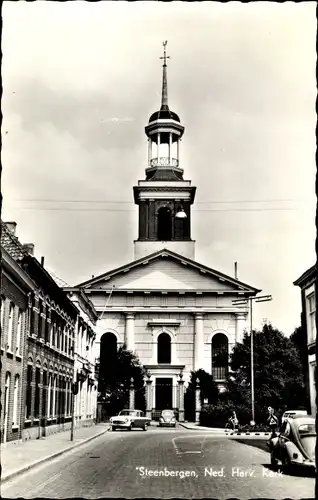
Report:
157,207,172,241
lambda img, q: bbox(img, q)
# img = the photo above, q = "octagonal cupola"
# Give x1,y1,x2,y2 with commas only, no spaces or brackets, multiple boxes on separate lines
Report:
145,41,185,182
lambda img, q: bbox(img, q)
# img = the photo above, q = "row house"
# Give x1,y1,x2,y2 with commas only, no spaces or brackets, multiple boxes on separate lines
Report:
294,264,317,416
63,288,99,427
20,251,78,439
1,222,77,442
1,241,36,443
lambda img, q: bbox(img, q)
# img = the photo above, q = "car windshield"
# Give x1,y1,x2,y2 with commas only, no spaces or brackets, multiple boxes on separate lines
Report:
162,411,174,416
119,410,138,416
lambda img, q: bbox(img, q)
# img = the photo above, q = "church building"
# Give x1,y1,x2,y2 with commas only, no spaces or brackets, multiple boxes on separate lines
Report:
76,43,260,421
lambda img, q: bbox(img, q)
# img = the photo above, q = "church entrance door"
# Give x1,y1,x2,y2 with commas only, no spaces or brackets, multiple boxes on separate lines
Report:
155,378,173,410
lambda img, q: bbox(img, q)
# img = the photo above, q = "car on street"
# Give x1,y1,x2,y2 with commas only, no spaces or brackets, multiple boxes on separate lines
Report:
158,409,177,428
268,415,316,473
281,410,307,422
110,409,151,431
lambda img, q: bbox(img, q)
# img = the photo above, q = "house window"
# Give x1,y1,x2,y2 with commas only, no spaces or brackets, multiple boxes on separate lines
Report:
7,303,14,351
1,295,6,330
12,375,19,426
26,365,33,419
157,333,171,364
212,333,229,380
4,373,11,441
42,371,48,418
34,367,41,418
48,374,53,417
307,292,316,343
53,375,57,417
16,310,23,354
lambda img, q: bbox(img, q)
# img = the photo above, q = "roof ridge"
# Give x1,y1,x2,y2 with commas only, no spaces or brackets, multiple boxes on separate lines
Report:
76,248,260,292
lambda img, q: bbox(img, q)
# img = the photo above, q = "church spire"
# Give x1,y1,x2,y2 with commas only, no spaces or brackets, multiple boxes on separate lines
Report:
160,41,170,110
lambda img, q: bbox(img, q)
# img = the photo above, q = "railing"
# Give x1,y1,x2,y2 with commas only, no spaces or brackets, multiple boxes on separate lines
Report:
150,157,179,168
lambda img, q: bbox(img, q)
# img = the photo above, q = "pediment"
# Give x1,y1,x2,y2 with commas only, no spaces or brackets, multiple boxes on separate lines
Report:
78,249,259,294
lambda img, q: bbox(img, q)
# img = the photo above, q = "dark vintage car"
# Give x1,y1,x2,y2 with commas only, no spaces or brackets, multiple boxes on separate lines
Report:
158,409,177,428
268,415,316,472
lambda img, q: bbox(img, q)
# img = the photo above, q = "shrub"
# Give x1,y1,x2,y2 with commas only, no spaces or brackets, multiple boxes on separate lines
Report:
200,401,271,428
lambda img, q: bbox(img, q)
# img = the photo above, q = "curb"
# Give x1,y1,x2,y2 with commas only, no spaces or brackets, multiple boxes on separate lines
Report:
2,427,109,484
225,432,270,436
178,424,270,436
178,423,223,432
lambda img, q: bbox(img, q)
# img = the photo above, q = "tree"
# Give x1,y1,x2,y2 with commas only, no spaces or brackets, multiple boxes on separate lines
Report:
96,345,146,416
185,369,219,421
227,323,307,423
290,325,310,411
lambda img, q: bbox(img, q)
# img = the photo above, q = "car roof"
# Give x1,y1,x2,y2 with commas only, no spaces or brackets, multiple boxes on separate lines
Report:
289,416,315,424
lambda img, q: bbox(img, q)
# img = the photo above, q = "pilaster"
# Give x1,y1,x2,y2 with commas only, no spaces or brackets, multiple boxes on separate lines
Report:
235,312,248,344
178,375,185,422
194,313,205,371
125,312,135,352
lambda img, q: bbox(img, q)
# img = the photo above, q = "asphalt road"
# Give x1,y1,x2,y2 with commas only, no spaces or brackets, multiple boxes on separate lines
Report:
2,425,315,499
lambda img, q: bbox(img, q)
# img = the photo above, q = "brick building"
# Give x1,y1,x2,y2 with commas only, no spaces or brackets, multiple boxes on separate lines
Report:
1,222,78,441
1,223,36,443
63,288,99,427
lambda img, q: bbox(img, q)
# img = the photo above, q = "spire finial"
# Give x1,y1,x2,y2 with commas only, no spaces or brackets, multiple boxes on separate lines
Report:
160,40,170,67
160,40,169,110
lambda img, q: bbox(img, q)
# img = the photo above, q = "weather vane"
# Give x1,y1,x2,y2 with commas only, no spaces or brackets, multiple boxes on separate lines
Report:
160,40,170,66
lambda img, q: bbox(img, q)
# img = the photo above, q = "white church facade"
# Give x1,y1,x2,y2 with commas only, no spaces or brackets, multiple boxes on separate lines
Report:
76,43,260,421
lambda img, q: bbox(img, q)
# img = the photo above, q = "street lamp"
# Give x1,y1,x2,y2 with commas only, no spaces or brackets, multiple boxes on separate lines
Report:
175,206,187,219
232,294,272,423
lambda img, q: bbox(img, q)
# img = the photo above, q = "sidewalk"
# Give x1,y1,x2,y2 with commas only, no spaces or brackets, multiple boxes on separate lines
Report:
178,422,270,436
1,423,110,484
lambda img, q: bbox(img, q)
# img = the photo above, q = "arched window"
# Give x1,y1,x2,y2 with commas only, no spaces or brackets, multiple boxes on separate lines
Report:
157,332,171,364
99,333,118,392
157,207,172,241
100,332,117,361
211,333,229,380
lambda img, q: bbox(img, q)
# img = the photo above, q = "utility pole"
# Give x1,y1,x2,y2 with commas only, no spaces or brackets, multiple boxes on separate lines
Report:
232,294,272,423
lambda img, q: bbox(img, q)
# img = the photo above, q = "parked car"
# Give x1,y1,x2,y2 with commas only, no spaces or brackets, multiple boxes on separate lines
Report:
268,415,316,472
110,410,151,431
158,409,177,428
281,410,307,423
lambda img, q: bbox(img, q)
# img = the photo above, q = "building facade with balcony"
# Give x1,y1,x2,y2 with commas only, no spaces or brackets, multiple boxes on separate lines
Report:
63,288,99,427
1,221,78,441
294,264,317,416
75,44,261,421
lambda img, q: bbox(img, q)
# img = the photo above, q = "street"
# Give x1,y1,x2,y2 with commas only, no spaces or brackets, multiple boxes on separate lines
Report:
1,425,315,499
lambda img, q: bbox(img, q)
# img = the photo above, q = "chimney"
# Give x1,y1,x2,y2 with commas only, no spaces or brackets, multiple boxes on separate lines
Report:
234,262,238,279
5,222,17,235
41,256,45,267
23,243,35,256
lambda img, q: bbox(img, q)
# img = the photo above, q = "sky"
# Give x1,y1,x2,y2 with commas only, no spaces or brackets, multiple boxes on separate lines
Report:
2,1,316,335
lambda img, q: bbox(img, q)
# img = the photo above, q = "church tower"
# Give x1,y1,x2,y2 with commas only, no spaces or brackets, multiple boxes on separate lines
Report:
134,42,196,260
